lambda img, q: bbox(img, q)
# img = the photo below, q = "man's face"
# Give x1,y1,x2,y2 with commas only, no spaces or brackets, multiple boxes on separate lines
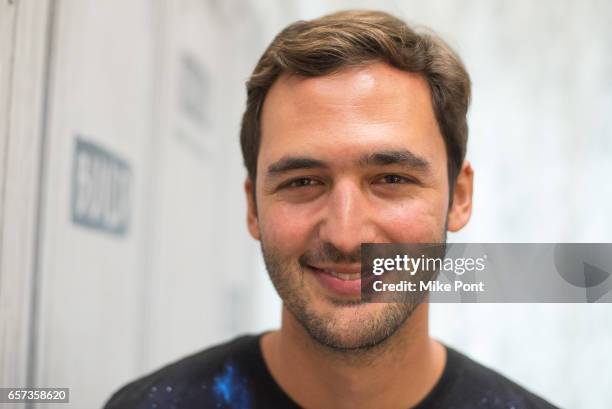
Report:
246,62,469,350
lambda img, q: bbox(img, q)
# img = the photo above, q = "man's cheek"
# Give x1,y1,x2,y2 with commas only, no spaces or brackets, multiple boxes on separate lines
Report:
378,201,445,242
261,205,314,248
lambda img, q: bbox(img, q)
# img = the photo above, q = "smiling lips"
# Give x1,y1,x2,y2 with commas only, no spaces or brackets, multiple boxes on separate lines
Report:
307,264,364,296
308,264,361,280
319,269,361,281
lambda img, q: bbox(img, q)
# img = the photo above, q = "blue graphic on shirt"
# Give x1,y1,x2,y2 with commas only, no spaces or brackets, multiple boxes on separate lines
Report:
212,363,251,409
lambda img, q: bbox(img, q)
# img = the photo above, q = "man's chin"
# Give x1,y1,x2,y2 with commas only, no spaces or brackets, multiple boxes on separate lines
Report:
308,291,385,316
294,298,405,351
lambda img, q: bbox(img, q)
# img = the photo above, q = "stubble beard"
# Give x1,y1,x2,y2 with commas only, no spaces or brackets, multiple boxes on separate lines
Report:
260,227,447,355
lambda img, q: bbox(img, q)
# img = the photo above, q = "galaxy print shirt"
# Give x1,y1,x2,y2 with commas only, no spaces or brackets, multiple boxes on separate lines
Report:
103,334,559,409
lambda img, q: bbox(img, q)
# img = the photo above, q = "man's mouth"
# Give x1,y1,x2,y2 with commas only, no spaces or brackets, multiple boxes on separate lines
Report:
306,264,364,296
314,268,361,281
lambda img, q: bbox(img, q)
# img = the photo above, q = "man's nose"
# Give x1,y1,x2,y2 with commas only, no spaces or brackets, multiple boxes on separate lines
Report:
317,180,376,255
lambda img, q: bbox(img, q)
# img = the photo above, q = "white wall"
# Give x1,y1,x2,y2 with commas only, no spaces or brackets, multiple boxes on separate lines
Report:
0,0,52,392
1,1,610,408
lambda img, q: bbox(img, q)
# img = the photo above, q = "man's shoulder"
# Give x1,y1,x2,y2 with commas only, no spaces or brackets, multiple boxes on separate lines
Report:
424,345,559,409
103,333,261,409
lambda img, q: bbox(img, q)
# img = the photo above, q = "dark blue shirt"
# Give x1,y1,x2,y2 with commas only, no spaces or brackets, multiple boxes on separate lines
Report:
103,333,559,409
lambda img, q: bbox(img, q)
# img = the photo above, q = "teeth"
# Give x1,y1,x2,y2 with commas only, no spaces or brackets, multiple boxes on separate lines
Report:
323,270,360,281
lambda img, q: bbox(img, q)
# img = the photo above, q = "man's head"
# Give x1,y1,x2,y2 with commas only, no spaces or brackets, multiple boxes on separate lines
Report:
240,10,473,351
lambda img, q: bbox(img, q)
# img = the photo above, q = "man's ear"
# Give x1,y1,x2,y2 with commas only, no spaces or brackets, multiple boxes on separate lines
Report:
447,161,474,232
244,178,261,240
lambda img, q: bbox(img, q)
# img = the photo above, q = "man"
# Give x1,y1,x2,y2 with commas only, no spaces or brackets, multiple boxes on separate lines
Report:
105,10,557,409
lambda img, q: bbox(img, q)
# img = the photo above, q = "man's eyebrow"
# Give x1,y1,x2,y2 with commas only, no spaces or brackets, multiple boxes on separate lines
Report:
266,156,328,176
265,150,430,177
358,150,430,171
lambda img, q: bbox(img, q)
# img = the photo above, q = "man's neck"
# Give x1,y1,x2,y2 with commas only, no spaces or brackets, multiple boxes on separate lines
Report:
260,303,446,409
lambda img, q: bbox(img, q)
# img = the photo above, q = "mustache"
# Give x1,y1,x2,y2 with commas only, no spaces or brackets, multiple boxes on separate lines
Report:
299,242,361,266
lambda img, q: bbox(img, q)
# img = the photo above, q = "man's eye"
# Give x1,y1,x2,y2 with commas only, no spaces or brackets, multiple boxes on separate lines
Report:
375,174,414,184
284,178,321,188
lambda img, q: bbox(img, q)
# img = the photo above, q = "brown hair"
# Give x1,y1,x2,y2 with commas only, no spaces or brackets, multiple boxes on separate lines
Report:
240,10,471,191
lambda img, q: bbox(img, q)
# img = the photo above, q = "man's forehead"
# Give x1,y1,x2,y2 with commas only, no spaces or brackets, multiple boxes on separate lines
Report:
265,62,432,112
258,62,442,166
